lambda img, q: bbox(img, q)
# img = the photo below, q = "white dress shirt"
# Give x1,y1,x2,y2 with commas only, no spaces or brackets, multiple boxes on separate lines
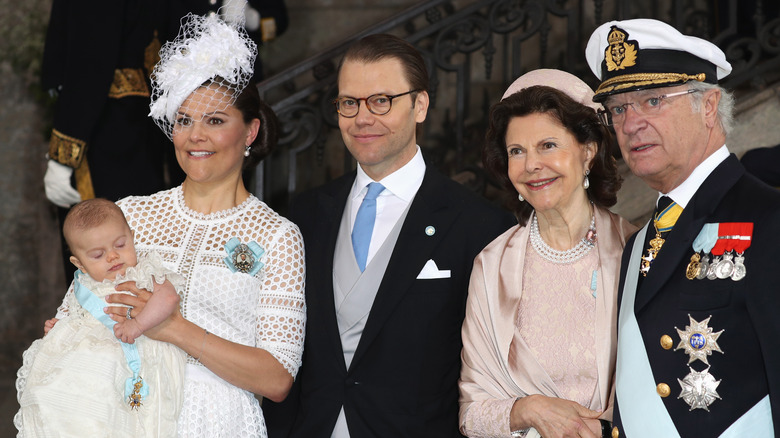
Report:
663,145,729,207
348,146,426,267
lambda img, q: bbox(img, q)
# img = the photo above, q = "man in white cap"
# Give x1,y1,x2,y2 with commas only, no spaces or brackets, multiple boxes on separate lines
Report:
586,18,780,438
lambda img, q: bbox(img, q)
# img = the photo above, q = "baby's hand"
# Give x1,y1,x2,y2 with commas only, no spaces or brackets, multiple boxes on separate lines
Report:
114,320,143,344
44,318,59,335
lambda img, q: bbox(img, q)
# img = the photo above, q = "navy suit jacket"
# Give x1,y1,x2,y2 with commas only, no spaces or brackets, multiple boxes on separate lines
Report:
265,166,515,438
613,155,780,437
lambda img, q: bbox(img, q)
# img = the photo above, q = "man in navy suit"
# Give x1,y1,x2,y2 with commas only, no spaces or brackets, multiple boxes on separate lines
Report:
264,34,514,438
586,19,780,437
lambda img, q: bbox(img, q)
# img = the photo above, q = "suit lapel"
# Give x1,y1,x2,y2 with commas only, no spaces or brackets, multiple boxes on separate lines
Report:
635,155,745,311
312,174,355,366
350,169,460,369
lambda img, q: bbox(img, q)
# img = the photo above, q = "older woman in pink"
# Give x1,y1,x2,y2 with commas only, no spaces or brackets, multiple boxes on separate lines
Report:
459,70,637,438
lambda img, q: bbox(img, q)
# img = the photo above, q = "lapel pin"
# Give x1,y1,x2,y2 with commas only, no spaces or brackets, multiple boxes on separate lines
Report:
425,226,436,236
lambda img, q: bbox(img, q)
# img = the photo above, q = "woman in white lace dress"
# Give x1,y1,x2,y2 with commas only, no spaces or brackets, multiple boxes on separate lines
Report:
104,10,306,437
458,70,637,438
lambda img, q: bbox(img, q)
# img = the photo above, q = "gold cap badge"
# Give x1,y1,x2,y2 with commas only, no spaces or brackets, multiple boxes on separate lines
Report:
605,26,638,71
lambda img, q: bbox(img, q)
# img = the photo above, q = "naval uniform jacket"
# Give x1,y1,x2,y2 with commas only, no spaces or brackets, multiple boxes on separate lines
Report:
613,155,780,437
264,166,515,438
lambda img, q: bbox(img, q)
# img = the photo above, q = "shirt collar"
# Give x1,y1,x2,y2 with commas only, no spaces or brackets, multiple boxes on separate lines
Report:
352,146,426,201
664,145,729,208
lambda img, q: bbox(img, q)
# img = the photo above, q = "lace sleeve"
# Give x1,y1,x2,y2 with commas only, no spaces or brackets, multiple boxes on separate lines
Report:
461,397,517,438
255,220,306,377
54,281,76,320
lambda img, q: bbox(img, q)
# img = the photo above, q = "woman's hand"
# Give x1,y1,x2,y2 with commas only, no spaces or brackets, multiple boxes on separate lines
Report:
510,394,602,438
105,281,178,341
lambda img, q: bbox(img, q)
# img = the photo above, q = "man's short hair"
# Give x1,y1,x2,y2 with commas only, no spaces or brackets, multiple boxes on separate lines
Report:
340,33,429,93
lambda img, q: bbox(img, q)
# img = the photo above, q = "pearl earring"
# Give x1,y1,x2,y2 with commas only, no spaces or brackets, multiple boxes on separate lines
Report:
583,169,590,190
518,193,524,202
244,146,251,157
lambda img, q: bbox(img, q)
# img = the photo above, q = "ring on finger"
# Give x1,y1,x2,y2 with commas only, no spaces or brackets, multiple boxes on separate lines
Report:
126,307,133,320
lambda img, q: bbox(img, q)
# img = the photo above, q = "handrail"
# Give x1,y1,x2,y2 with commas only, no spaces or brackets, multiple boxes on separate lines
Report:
254,0,780,211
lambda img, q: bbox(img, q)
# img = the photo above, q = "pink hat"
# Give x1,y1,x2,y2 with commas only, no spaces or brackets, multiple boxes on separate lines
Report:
501,68,601,112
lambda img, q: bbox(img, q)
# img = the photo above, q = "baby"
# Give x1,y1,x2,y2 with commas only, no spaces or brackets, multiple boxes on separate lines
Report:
15,198,185,436
51,197,180,342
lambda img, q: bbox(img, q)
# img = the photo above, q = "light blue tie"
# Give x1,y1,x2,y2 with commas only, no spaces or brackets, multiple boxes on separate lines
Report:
352,182,385,272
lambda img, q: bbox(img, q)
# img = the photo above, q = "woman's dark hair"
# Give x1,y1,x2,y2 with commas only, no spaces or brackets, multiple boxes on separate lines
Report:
483,85,621,225
232,80,279,171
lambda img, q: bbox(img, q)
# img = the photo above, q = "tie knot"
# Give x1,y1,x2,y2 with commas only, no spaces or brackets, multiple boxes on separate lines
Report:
656,196,673,212
654,196,682,232
364,182,385,201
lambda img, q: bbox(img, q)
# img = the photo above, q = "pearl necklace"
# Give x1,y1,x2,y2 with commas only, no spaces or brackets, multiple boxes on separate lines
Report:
530,212,597,264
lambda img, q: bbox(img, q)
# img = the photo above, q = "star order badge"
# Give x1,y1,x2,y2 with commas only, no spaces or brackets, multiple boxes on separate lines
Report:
674,315,724,365
678,367,722,411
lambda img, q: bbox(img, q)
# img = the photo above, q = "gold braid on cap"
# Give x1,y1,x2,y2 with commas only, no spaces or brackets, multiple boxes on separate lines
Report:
596,72,706,95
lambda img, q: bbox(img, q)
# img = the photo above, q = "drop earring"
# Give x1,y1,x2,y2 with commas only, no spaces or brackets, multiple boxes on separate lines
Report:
518,193,524,202
244,146,251,157
583,169,590,190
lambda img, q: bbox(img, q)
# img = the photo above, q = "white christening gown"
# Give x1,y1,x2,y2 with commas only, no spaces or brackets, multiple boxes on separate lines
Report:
15,252,186,437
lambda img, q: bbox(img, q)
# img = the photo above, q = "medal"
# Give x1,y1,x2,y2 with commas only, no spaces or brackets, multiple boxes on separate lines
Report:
726,223,753,281
674,314,724,365
678,367,722,411
128,378,144,410
688,223,718,281
697,254,710,280
714,251,735,279
231,243,255,273
710,223,753,281
641,235,664,276
732,253,746,281
685,253,701,280
706,258,719,279
223,237,266,276
642,200,683,276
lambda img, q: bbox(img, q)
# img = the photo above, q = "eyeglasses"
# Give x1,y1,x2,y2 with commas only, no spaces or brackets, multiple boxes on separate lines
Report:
332,90,420,118
598,89,699,126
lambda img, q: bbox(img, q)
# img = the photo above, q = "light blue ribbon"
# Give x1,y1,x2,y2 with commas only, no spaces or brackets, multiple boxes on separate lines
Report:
223,237,265,276
693,223,719,253
73,271,148,402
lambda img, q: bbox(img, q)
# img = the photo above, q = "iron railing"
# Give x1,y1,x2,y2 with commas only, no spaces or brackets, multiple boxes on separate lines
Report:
255,0,780,209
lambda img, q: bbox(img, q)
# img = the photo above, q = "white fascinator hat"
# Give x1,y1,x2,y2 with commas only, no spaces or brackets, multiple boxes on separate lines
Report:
149,3,258,139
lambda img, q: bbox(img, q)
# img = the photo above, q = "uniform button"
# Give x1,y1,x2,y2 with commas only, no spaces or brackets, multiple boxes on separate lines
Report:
660,334,673,350
611,426,619,438
209,0,217,4
657,382,671,397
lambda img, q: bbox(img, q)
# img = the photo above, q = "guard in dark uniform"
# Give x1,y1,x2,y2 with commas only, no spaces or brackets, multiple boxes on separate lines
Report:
585,18,780,437
42,0,185,282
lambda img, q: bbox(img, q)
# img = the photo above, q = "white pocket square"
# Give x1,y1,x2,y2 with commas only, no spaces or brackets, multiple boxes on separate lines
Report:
416,259,451,279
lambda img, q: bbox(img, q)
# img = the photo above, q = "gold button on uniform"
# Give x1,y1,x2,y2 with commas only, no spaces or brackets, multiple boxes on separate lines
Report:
660,334,673,350
612,426,619,438
657,382,671,397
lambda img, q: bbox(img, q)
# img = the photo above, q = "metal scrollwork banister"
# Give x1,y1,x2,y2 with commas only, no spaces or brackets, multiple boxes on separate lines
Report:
254,0,780,211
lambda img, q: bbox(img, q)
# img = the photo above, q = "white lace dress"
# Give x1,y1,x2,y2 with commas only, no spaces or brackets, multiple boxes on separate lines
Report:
117,186,305,437
14,252,187,437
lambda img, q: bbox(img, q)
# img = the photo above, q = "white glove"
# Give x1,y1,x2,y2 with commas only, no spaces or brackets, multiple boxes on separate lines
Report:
44,159,81,208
